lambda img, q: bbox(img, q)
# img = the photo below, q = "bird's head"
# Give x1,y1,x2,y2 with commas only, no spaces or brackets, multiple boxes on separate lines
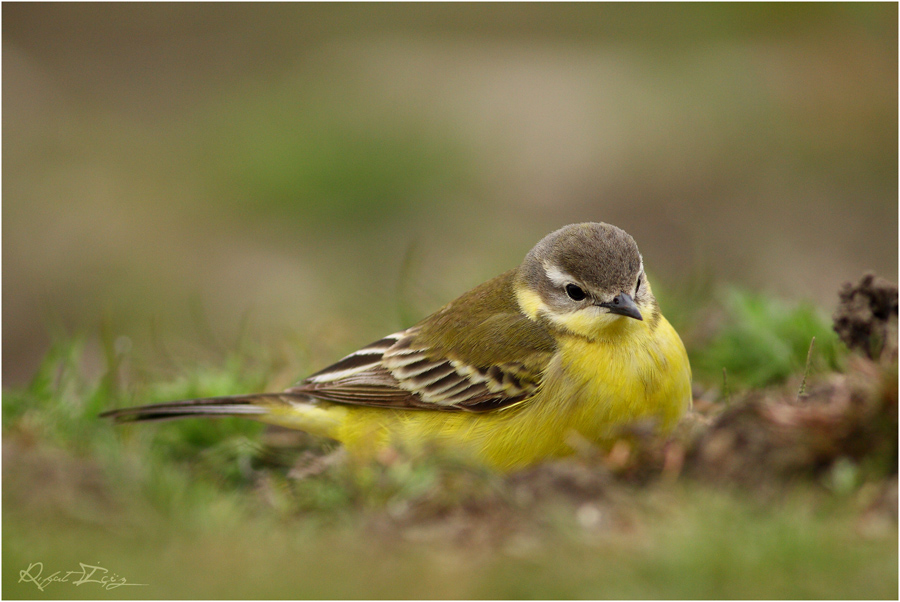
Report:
515,222,658,340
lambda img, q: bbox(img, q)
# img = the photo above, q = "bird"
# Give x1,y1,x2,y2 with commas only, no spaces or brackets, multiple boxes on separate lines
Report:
101,222,692,471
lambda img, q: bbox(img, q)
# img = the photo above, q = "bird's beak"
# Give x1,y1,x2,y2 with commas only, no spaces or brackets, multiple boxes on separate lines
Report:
597,292,643,321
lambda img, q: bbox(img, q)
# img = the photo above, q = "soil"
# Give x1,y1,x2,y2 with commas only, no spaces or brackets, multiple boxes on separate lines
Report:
833,273,898,362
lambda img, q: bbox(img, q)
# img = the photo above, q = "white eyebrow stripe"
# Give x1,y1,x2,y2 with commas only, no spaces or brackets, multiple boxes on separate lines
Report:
542,261,577,288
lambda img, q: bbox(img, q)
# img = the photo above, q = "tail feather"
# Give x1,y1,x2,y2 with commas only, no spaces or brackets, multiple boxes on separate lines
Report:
99,393,310,423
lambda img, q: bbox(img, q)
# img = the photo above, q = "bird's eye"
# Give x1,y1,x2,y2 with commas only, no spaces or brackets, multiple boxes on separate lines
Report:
635,274,642,295
565,283,587,301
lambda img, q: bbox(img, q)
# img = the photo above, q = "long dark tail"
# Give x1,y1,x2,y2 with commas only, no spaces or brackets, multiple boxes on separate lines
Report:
99,393,311,423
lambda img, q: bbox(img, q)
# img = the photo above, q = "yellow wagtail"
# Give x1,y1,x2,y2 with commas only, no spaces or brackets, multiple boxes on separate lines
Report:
102,223,692,471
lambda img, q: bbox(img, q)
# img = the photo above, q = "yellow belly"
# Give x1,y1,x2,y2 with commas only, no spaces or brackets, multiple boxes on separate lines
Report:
267,316,692,471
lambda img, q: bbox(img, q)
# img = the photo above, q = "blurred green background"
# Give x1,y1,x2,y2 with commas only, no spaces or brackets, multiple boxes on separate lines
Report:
4,3,896,387
4,5,898,599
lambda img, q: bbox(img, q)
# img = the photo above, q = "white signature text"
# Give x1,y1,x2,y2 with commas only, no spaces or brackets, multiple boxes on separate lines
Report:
18,562,147,591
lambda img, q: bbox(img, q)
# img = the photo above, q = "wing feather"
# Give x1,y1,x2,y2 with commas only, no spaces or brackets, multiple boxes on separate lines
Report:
288,271,556,412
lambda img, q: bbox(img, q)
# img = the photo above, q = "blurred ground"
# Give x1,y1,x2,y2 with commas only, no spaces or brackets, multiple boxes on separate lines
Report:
3,4,897,387
2,302,897,598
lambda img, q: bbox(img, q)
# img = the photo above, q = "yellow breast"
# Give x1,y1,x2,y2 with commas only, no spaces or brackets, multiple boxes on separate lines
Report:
556,314,692,441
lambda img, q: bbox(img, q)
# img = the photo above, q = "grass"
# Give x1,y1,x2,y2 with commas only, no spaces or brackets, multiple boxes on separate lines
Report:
690,288,845,389
3,288,897,599
5,483,895,599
